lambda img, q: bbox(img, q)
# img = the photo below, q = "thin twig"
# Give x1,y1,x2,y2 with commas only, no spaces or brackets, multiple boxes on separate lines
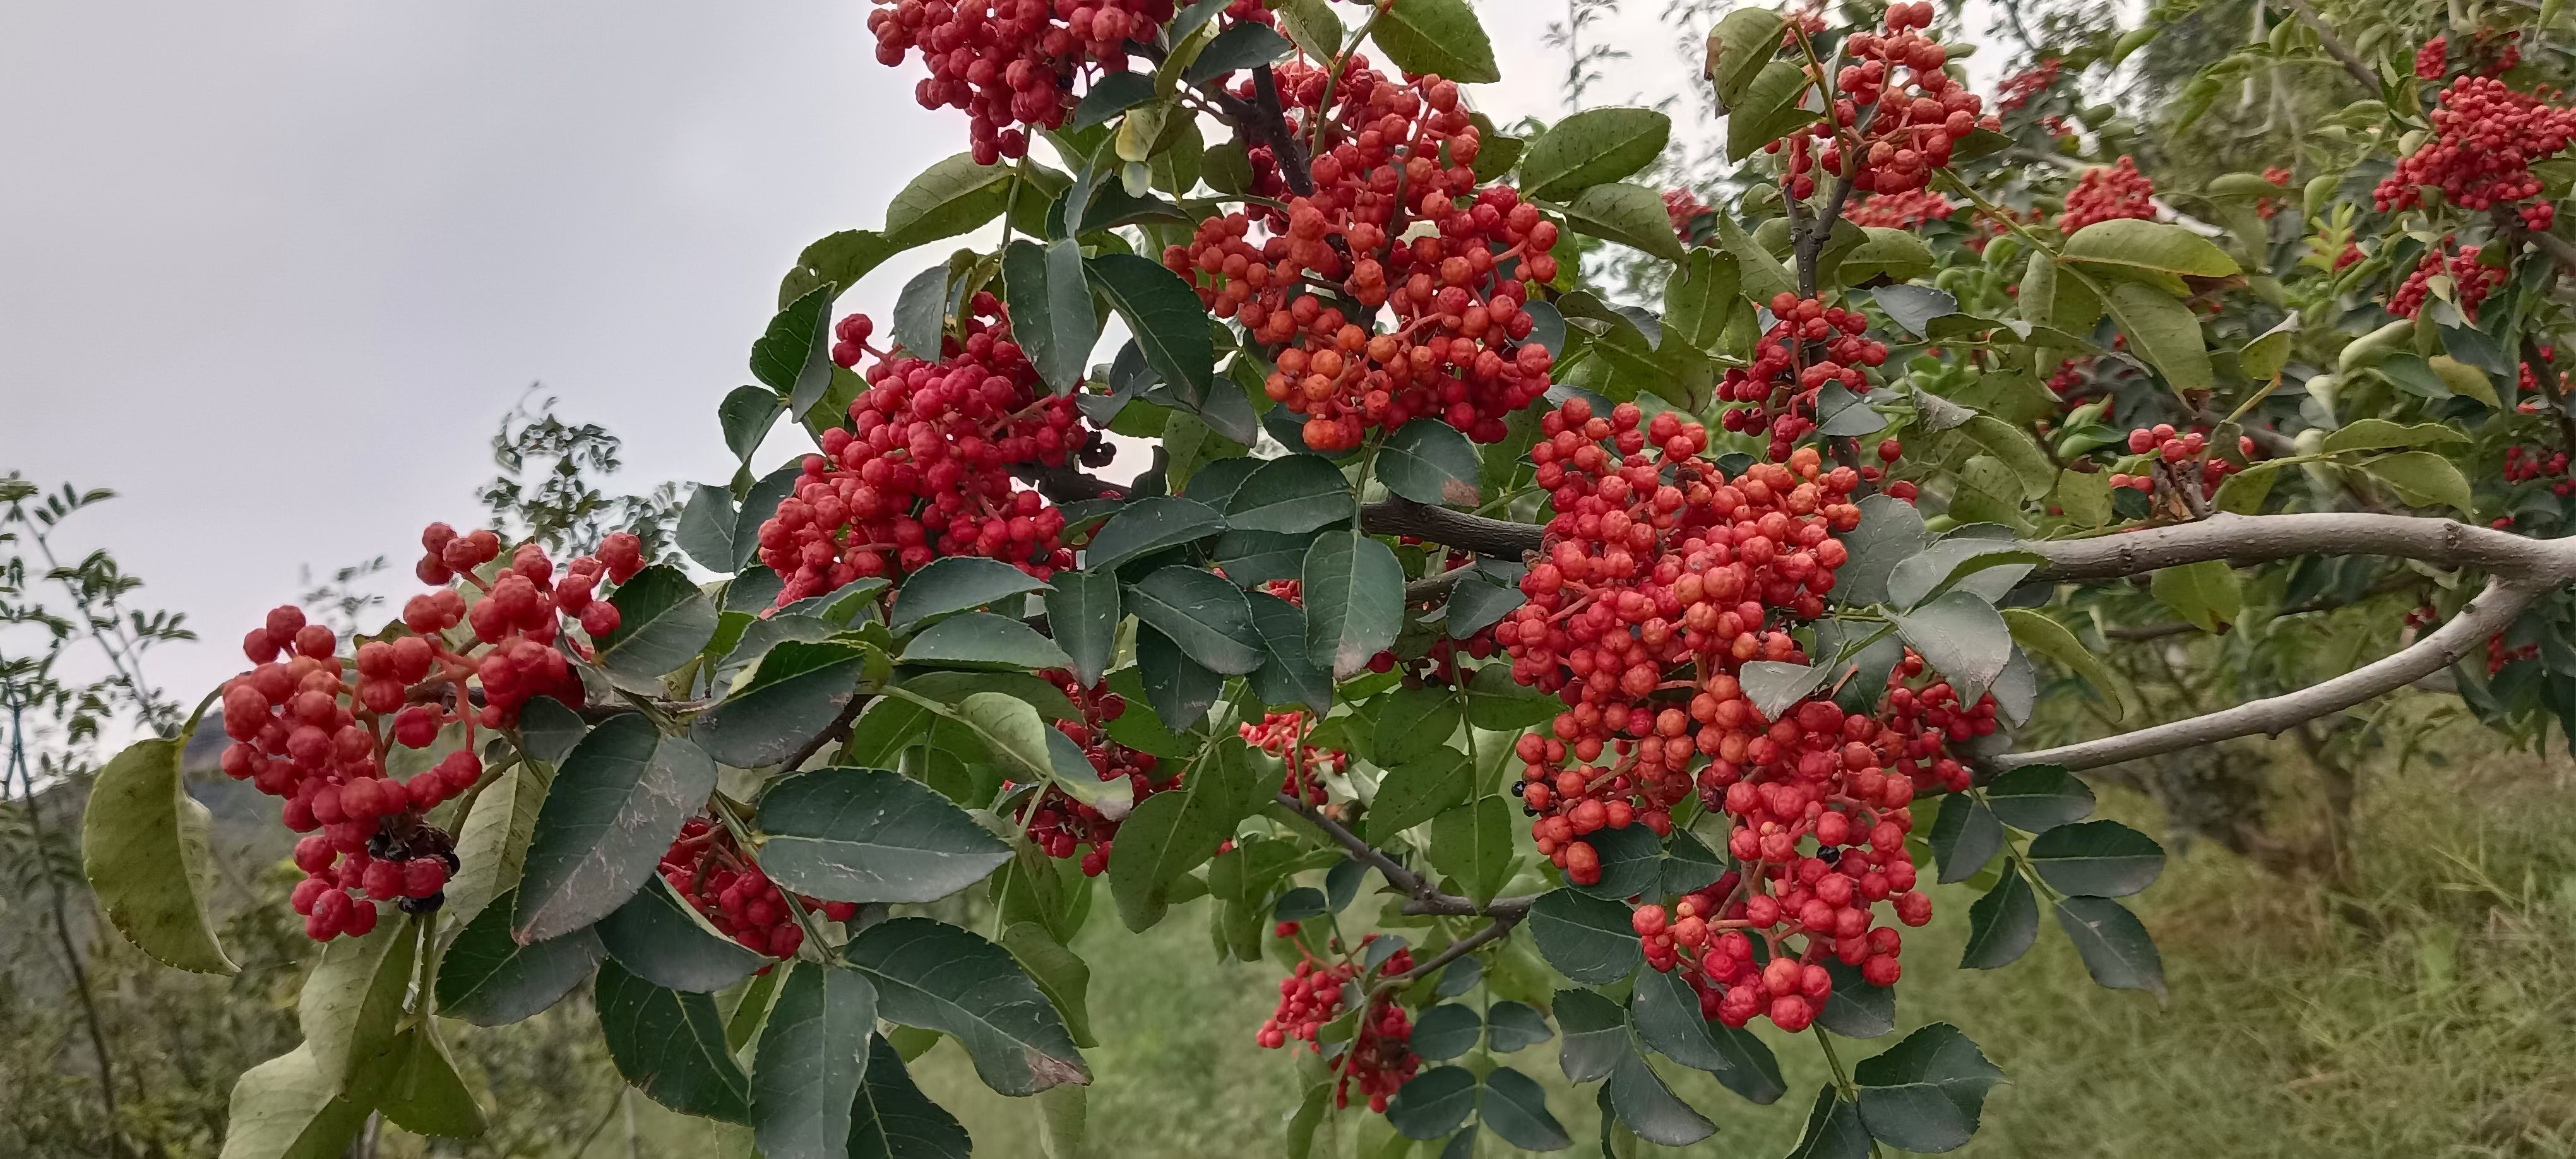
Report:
2278,0,2383,92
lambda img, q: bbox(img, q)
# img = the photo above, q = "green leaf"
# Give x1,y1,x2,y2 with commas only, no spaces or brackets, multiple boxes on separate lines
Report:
445,755,553,934
2000,608,2125,720
845,917,1090,1095
1951,415,2056,501
1184,21,1293,81
889,556,1052,634
2362,451,2476,515
1852,1023,2004,1153
1135,626,1222,737
1738,660,1826,720
1227,454,1356,533
1813,958,1895,1040
301,917,421,1096
2026,819,2164,896
598,877,766,992
1661,830,1728,896
1980,764,2094,831
1380,419,1486,506
1958,871,2039,970
1083,495,1227,571
999,923,1096,1047
597,564,720,690
1480,1066,1573,1150
847,1035,973,1158
1464,663,1561,728
883,153,1018,248
1518,107,1672,201
1041,568,1120,689
1606,1052,1715,1146
1703,7,1787,111
720,385,786,465
1885,540,2039,610
891,263,950,359
1428,796,1514,906
1484,1001,1552,1052
376,1020,487,1139
1303,530,1404,679
434,891,602,1025
1368,0,1498,82
1386,1064,1480,1139
513,717,720,944
1273,0,1343,60
757,767,1013,902
1246,590,1333,713
1562,182,1690,263
2061,218,2241,278
1527,889,1642,985
81,737,236,973
1890,590,2015,704
217,1048,369,1159
733,463,805,571
1088,252,1214,401
676,483,740,574
1068,71,1154,131
1834,493,1931,607
693,641,869,768
1786,1085,1873,1159
1552,988,1630,1082
902,611,1075,671
1413,1004,1485,1060
1568,824,1666,901
2052,895,2166,1000
1446,576,1524,639
752,283,840,417
595,958,754,1122
1128,566,1268,674
1632,965,1786,1103
1726,60,1822,162
2149,559,2241,633
1366,747,1474,842
1109,737,1269,929
778,229,903,308
1716,208,1794,302
1927,791,2001,884
753,963,880,1159
2319,418,2471,455
2099,278,2212,396
1001,238,1098,394
1371,685,1462,765
2239,315,2297,382
1662,247,1741,350
1872,284,1960,337
1834,228,1936,286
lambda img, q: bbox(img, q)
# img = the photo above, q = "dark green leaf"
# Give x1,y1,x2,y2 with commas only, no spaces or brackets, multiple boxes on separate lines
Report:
1980,766,2094,832
1568,824,1664,901
1108,738,1270,930
1380,419,1486,507
1463,663,1561,729
846,917,1089,1095
1518,107,1671,201
595,959,753,1122
597,877,766,992
752,284,840,418
1246,591,1333,714
1631,965,1786,1103
1371,686,1462,765
1606,1052,1715,1146
1927,792,2001,885
1834,494,1932,607
1041,568,1120,689
1184,22,1292,81
1412,1003,1484,1060
1445,577,1523,640
1527,889,1643,985
691,642,868,769
1428,796,1514,906
1210,528,1308,588
1814,958,1895,1040
677,484,740,574
890,263,951,360
1552,989,1630,1082
1228,455,1356,533
847,1035,973,1159
1562,182,1689,263
1853,1023,2004,1153
756,767,1014,903
720,386,785,465
1890,590,2015,705
1000,922,1096,1048
1480,1066,1573,1150
900,611,1075,672
1786,1085,1873,1159
1303,530,1404,679
1084,496,1226,571
1386,1064,1480,1139
1069,71,1154,130
1135,626,1222,735
1958,871,2039,970
1366,747,1473,842
1088,252,1214,401
883,153,1018,247
597,565,719,690
1002,239,1097,393
753,963,879,1159
2052,895,2166,1000
2027,820,2164,897
732,465,804,572
1127,566,1267,674
1368,0,1499,83
513,717,719,944
433,892,601,1026
889,556,1052,634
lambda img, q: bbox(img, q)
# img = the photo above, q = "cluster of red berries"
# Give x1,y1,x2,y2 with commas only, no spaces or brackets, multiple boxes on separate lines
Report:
762,298,1093,606
1664,187,1715,241
2255,167,2294,218
226,527,645,940
1494,399,1868,883
1254,939,1419,1112
661,816,860,958
1239,710,1347,805
1772,3,1995,199
2375,76,2575,231
1996,57,2061,112
2417,35,2448,80
1846,188,1956,229
2488,633,2539,674
1026,673,1169,875
2106,424,2253,497
1162,62,1557,451
2503,444,2576,495
2057,157,2157,234
2416,30,2523,81
1623,650,1982,1032
1717,294,1892,463
2389,243,2507,321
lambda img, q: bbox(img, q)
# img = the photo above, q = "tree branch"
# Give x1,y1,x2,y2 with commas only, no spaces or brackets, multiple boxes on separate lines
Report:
1372,912,1522,997
1273,791,1536,917
2022,511,2576,584
1359,496,1544,557
777,692,869,773
1996,571,2546,771
2278,0,2383,93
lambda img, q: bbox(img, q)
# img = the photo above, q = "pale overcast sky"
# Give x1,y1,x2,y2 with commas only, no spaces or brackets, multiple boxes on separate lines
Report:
0,1,2002,708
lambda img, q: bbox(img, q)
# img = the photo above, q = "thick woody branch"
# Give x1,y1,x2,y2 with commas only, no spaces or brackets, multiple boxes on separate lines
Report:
1996,573,2545,771
1360,496,1544,557
1275,791,1536,917
2023,511,2576,585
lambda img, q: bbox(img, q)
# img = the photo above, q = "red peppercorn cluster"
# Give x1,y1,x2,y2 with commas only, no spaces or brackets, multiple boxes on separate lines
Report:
2503,443,2576,496
763,298,1091,607
2417,34,2448,80
1664,187,1715,241
1775,3,1993,199
2488,631,2539,674
1995,57,2061,112
1845,188,1956,229
1717,294,1892,463
1239,710,1348,805
661,816,859,958
866,0,1231,164
1025,673,1168,876
1253,940,1419,1112
1161,62,1558,451
2389,243,2507,321
2056,156,2157,234
1493,400,1869,883
2417,29,2524,81
225,526,645,940
2255,167,2293,218
2374,76,2576,232
2106,424,2251,497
